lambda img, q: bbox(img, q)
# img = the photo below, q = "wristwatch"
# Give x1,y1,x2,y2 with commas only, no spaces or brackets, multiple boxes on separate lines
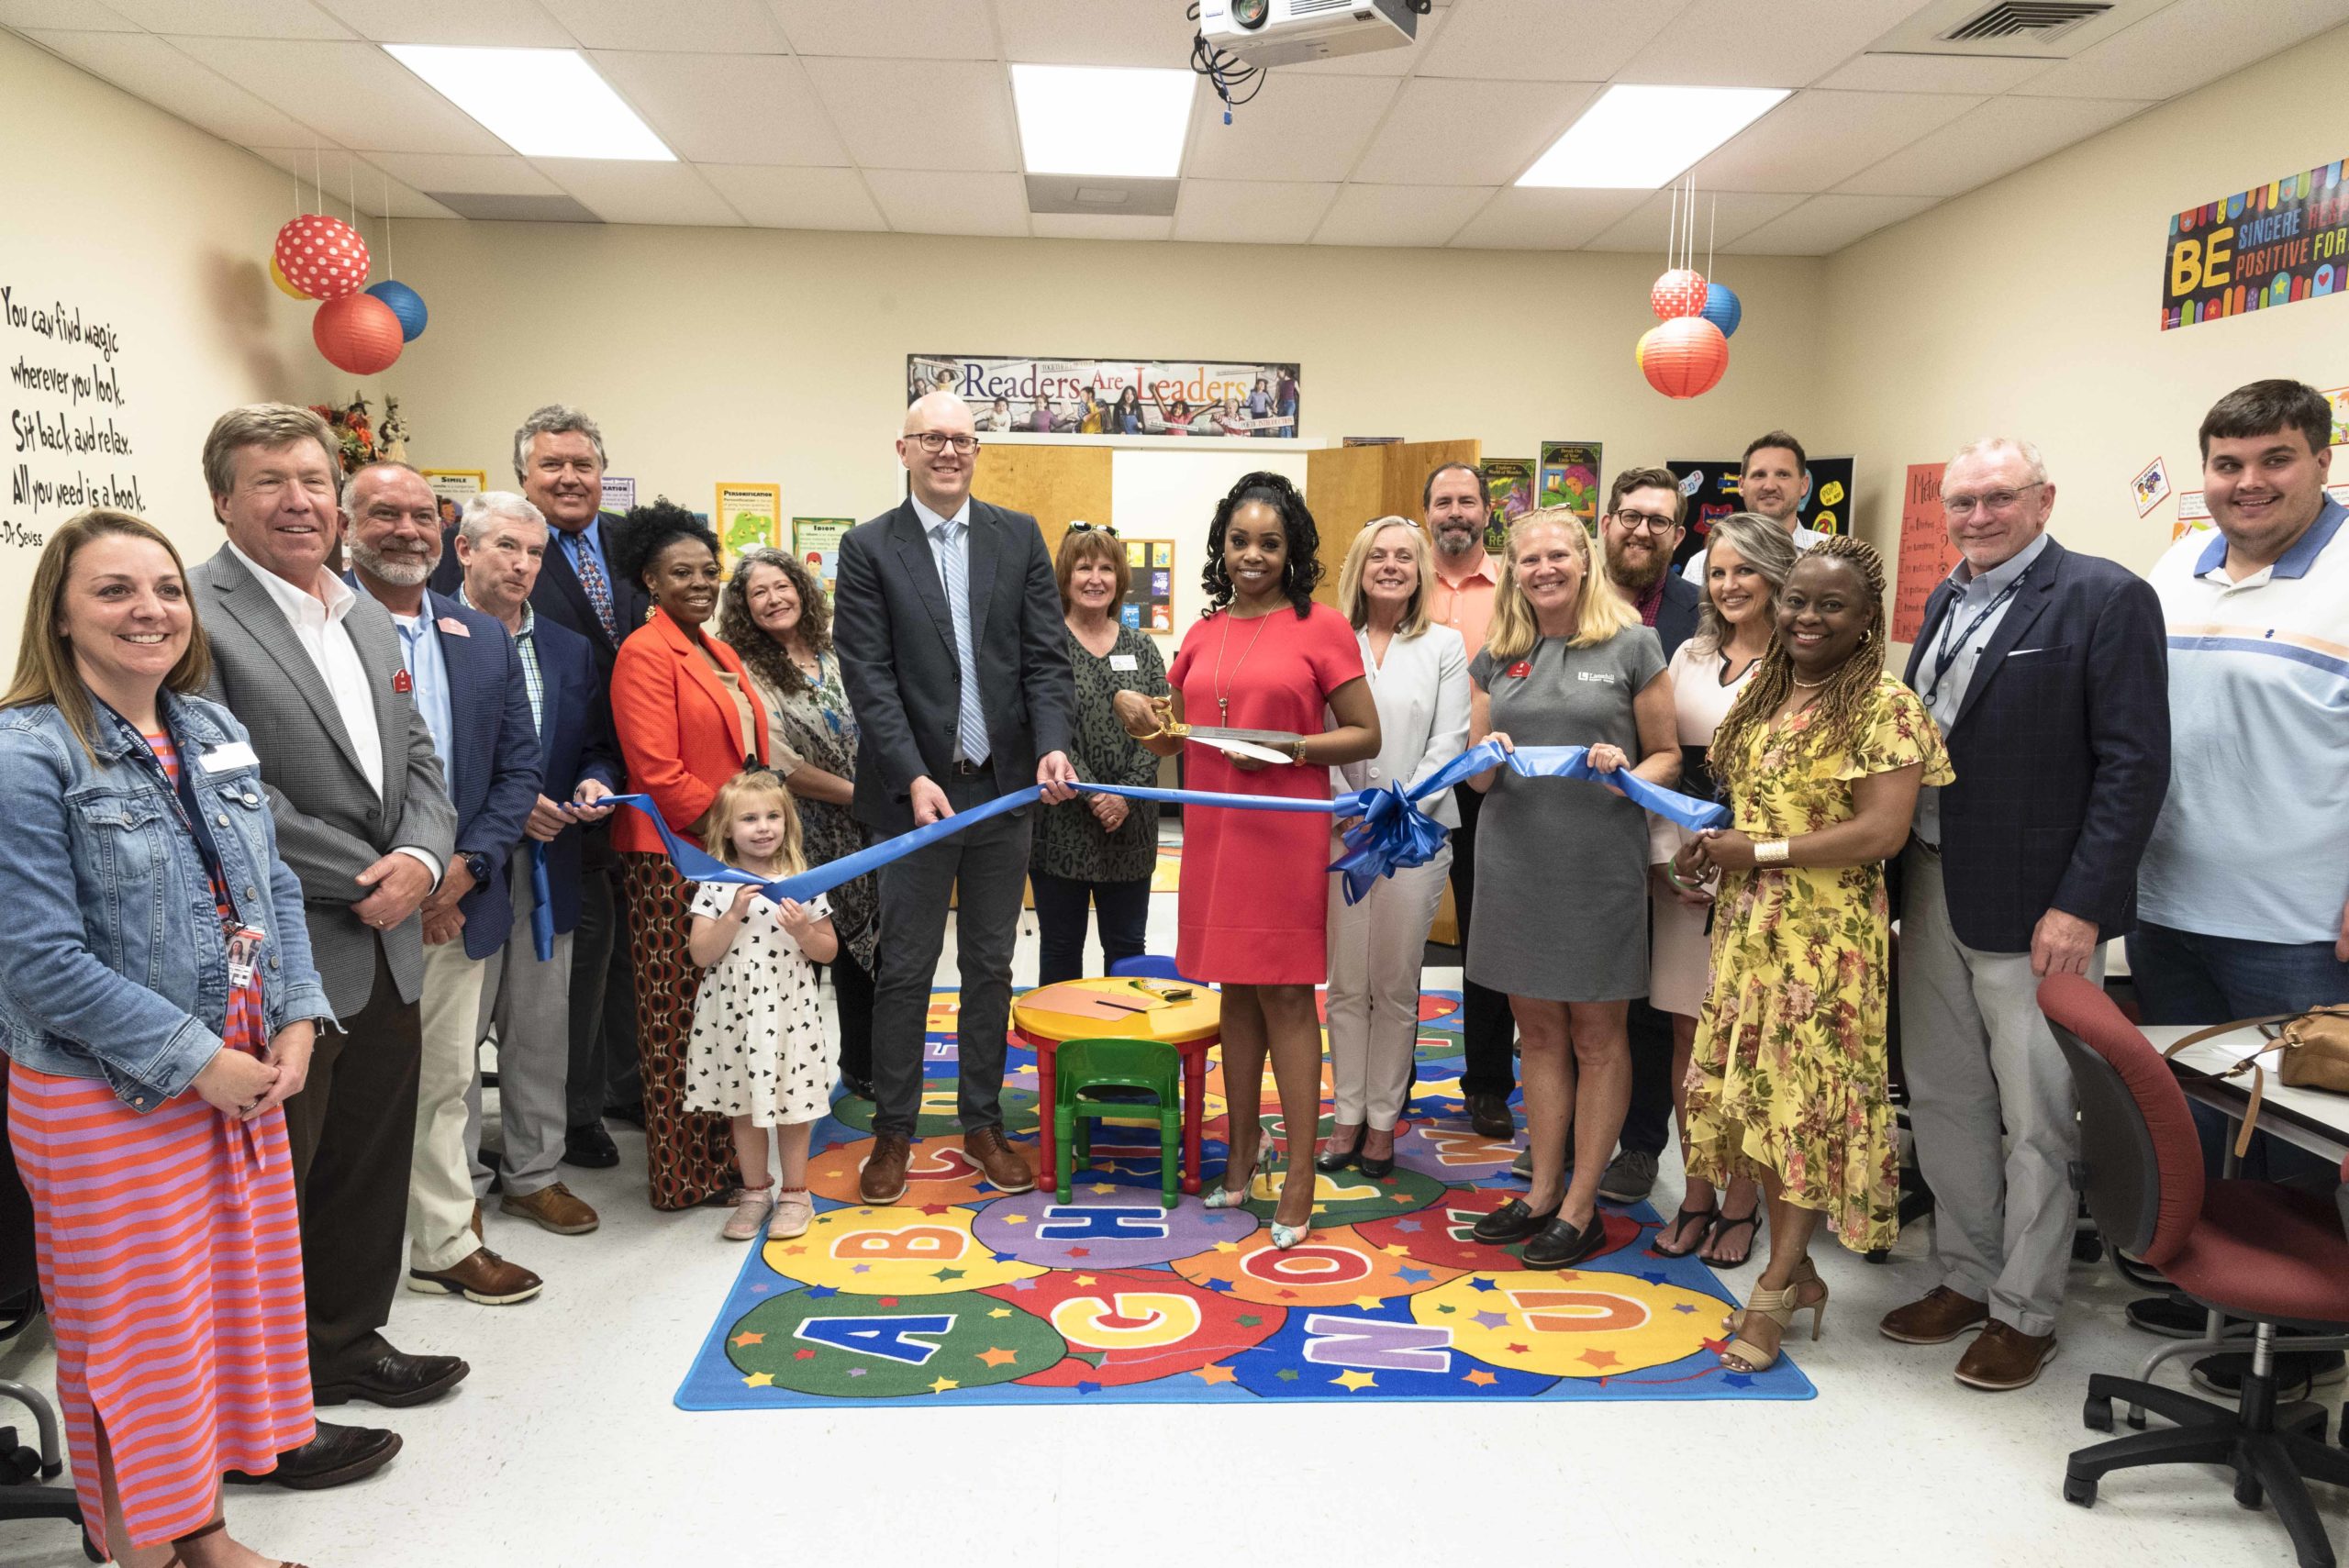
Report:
1288,738,1309,763
462,850,493,885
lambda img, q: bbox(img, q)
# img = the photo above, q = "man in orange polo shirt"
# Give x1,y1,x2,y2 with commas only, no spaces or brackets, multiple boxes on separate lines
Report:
1422,462,1515,1140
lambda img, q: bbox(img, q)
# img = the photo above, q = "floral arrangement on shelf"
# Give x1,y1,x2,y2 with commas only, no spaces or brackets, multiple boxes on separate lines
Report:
309,395,377,476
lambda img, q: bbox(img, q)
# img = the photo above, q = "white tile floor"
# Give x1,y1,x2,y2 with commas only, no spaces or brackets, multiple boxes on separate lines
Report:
1,890,2340,1568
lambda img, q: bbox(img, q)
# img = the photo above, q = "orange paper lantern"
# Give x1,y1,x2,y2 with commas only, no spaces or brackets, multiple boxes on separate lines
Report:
1636,317,1728,399
313,293,404,376
273,214,370,300
1650,267,1709,320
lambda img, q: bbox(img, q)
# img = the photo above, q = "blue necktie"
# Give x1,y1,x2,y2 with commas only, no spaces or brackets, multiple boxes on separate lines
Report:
932,520,989,765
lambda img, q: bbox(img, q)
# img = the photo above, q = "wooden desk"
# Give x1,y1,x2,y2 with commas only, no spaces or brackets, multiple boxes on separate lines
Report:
2143,1024,2349,1166
1013,978,1221,1195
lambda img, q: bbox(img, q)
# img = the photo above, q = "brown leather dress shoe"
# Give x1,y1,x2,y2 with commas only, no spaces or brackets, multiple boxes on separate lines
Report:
963,1126,1036,1194
1878,1284,1988,1344
406,1246,543,1306
1466,1092,1515,1141
502,1181,601,1235
1954,1319,2058,1390
861,1131,912,1205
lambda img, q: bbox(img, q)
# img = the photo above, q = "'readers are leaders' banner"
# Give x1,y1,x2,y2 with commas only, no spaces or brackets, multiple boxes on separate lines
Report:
2162,159,2349,329
909,354,1299,437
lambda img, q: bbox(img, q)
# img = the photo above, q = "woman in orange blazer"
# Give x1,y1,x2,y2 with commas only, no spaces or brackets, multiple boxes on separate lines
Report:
609,501,835,1208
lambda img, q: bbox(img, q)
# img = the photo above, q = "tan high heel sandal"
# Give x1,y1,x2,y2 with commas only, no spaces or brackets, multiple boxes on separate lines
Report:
1719,1258,1827,1373
166,1517,309,1568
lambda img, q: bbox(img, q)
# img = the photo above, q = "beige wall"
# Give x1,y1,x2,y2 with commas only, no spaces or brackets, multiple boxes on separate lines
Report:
0,29,327,660
1822,23,2349,581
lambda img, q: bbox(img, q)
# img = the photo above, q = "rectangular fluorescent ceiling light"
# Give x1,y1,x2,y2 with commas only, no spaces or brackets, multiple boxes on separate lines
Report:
385,46,674,161
1010,63,1193,179
1518,84,1788,189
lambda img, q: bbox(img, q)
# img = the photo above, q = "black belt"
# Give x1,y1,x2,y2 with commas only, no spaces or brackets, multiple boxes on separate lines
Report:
951,757,988,776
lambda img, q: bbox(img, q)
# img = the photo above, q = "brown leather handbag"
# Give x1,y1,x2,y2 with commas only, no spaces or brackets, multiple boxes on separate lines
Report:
2161,1005,2349,1157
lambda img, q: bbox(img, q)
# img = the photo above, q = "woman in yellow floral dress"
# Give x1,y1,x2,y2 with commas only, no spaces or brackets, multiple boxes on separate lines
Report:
1675,536,1953,1373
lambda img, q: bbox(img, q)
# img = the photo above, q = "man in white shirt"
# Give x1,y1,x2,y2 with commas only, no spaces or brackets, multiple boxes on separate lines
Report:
190,404,462,1489
1683,430,1830,584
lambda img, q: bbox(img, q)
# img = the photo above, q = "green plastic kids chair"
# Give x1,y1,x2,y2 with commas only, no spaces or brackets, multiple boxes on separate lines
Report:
1053,1038,1183,1207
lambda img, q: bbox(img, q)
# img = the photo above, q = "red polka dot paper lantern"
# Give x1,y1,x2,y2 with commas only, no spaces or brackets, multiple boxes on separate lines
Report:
273,214,370,301
1650,267,1709,320
313,293,404,376
1636,317,1729,399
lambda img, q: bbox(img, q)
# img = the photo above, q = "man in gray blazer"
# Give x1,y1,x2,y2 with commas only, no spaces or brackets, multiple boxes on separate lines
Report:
833,391,1078,1205
190,405,463,1489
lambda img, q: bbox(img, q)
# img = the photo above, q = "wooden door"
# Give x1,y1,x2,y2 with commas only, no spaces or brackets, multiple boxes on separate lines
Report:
1304,439,1479,604
973,443,1114,561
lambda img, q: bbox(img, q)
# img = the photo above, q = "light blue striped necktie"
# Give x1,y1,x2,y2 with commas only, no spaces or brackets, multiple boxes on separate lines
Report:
932,519,989,765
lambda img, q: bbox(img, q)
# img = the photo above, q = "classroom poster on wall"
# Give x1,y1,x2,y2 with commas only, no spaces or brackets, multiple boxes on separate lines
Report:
421,469,484,530
1122,538,1176,633
1666,455,1854,574
1480,458,1536,551
910,354,1298,437
1,281,142,557
2161,158,2348,329
2131,456,2172,517
716,483,781,566
793,517,852,591
601,475,635,513
1892,462,1957,643
1537,441,1602,528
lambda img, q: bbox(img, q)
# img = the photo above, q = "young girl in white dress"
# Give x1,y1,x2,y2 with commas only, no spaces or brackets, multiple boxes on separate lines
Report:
686,769,841,1241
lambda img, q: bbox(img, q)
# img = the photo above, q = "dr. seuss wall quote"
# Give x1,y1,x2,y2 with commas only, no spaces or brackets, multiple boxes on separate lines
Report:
4,281,139,551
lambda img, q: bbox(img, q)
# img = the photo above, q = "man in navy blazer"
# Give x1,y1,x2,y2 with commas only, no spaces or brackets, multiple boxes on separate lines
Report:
347,463,547,1310
450,491,622,1247
1878,439,2168,1391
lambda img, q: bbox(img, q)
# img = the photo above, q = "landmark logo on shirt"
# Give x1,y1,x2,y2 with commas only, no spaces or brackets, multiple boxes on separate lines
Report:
1576,671,1617,684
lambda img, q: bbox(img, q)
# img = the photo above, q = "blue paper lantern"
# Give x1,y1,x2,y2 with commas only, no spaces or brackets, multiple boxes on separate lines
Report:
365,279,429,341
1700,282,1742,339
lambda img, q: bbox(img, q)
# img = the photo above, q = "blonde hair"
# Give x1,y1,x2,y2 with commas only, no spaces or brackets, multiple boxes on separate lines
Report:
3,509,212,758
697,768,807,877
1334,517,1431,636
1484,507,1640,662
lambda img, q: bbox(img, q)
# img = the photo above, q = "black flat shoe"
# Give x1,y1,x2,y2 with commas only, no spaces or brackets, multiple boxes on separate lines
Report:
840,1072,875,1101
1523,1214,1608,1270
1315,1127,1364,1173
562,1122,618,1169
313,1351,470,1409
1358,1138,1396,1179
1471,1196,1560,1244
225,1420,401,1490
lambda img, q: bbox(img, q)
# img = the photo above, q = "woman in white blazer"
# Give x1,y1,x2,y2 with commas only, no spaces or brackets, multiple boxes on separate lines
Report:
1318,518,1471,1176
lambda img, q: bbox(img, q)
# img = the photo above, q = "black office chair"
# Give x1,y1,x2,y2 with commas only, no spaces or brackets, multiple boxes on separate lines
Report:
0,1067,95,1558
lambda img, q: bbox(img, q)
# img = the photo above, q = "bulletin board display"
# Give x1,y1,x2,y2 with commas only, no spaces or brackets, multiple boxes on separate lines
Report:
1123,538,1176,634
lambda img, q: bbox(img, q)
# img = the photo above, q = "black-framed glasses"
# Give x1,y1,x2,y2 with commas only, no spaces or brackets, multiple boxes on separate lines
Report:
1067,521,1119,538
907,430,980,455
1609,509,1679,535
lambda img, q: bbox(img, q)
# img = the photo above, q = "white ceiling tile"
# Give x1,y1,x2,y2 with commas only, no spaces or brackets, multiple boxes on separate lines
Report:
1836,95,2152,196
1691,89,1983,194
306,0,571,46
802,57,1018,172
2009,0,2349,102
1814,51,2056,95
1351,77,1599,185
1276,2,1448,74
99,0,352,37
1418,0,1690,83
593,51,847,166
1312,183,1492,247
1618,0,1934,88
991,0,1197,67
166,35,510,153
362,151,564,195
245,145,460,219
1584,190,1807,251
768,0,997,61
1184,73,1397,183
0,2,137,28
1172,179,1337,244
20,28,319,143
542,160,744,225
1030,213,1175,240
863,168,1030,236
700,163,886,228
1726,192,1937,253
1446,187,1647,250
538,0,791,52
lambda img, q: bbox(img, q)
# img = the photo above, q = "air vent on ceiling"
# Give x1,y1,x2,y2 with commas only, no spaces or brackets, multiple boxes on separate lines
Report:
1940,2,2112,44
1023,174,1179,217
424,191,604,224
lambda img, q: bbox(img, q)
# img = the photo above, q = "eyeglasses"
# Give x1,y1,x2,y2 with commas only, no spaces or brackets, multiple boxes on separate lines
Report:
1942,481,2043,517
907,430,980,456
1067,521,1119,538
1609,509,1679,536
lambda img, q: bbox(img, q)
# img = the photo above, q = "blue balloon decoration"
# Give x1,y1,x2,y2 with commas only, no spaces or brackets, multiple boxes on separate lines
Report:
1700,282,1742,339
365,279,428,342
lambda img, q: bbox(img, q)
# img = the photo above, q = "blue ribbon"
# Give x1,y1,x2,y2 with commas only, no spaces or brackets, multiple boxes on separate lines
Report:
596,739,1725,910
529,842,555,963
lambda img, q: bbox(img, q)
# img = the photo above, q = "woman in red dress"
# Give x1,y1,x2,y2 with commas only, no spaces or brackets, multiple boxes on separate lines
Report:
1117,473,1378,1248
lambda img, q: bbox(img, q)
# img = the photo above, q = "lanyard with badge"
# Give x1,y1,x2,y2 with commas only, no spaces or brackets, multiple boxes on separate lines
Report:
1920,565,2032,707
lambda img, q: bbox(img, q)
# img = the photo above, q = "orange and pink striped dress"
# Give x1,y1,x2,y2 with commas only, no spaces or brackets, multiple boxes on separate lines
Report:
5,735,312,1547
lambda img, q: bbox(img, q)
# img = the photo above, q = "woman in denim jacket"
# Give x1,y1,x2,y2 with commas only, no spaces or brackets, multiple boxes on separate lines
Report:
0,511,328,1568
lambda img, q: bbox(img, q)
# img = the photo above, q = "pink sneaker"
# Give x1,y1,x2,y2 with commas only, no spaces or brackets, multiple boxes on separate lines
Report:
769,1189,814,1240
721,1186,774,1242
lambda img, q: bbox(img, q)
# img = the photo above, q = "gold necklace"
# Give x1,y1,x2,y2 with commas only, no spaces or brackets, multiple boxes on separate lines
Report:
1214,606,1275,723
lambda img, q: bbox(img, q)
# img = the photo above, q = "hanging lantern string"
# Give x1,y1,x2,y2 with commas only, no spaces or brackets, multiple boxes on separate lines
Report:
1708,193,1717,283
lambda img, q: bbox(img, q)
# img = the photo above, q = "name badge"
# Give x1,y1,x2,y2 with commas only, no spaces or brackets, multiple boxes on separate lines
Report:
225,924,266,989
1109,653,1139,671
1506,661,1532,679
199,740,261,773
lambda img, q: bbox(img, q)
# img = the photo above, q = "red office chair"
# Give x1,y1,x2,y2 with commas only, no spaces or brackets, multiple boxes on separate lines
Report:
2038,973,2349,1568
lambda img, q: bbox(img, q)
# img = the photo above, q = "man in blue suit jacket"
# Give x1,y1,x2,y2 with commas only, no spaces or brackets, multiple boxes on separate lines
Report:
1877,439,2168,1392
346,463,546,1310
449,492,622,1242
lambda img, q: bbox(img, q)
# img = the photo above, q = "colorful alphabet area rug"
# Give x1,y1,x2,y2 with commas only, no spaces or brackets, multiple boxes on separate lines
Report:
675,990,1816,1409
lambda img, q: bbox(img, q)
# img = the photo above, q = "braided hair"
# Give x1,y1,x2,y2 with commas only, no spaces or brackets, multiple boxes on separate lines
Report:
1709,533,1889,794
1200,471,1321,618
